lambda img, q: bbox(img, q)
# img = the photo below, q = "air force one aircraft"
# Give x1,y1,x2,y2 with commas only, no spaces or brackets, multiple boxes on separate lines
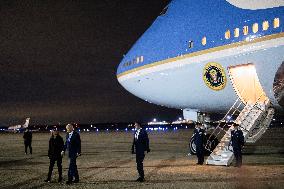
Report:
117,0,284,165
8,118,30,132
117,0,284,118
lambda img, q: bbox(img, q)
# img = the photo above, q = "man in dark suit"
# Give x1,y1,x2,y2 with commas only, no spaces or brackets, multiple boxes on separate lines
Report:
45,129,64,183
230,122,244,167
193,122,205,165
62,124,81,184
131,122,150,182
23,128,32,155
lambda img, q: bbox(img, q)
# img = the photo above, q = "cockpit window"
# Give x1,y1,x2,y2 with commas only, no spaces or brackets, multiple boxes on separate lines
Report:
160,6,168,15
159,1,172,16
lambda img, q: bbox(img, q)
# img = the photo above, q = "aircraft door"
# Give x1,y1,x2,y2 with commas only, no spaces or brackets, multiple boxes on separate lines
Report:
273,62,284,107
228,63,267,104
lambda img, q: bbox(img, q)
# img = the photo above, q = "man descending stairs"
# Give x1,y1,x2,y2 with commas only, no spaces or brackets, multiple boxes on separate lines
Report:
206,100,274,166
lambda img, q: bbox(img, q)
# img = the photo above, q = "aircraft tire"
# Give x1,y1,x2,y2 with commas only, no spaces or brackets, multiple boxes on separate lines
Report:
189,135,196,155
189,134,219,155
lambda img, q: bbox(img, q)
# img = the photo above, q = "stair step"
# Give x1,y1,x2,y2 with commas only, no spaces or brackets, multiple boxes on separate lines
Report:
207,151,234,166
210,151,233,159
212,148,230,155
206,101,271,166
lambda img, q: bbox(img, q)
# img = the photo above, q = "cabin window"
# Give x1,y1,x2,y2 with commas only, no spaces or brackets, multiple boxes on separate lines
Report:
234,28,240,37
202,37,206,46
262,21,269,30
243,26,249,35
188,41,193,48
252,23,258,33
225,30,230,39
274,18,280,28
140,56,144,62
136,57,140,64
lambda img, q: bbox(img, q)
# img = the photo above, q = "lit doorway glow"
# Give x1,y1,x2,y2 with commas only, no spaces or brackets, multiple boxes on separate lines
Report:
228,63,267,104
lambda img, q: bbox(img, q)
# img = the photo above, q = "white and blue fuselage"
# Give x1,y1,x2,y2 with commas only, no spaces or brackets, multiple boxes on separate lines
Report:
117,0,284,116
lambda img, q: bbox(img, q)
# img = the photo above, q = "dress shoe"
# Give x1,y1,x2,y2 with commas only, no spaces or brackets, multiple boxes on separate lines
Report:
44,179,50,183
136,177,145,182
58,177,62,182
66,180,73,185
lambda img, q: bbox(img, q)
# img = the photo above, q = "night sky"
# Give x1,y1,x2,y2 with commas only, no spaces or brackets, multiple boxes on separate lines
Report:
0,0,181,125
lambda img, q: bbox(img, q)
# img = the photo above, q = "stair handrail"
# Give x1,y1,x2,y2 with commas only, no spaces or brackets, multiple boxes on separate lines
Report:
238,91,269,131
204,96,245,152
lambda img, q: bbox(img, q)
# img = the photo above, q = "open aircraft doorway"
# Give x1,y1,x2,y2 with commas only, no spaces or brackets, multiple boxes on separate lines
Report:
228,63,268,105
273,62,284,107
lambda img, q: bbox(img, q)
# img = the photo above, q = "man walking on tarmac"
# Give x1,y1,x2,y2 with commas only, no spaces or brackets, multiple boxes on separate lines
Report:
23,128,32,155
62,124,81,184
131,122,150,182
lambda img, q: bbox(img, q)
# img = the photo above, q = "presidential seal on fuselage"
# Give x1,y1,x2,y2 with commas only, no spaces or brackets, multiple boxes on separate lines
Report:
203,62,226,91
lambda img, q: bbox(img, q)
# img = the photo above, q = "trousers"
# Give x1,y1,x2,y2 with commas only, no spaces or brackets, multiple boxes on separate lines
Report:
47,157,62,180
136,153,145,178
68,157,79,181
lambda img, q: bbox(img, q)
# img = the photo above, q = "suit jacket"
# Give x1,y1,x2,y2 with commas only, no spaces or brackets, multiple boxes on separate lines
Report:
231,129,244,150
132,129,150,155
64,131,81,158
23,131,32,144
193,128,205,147
48,135,64,159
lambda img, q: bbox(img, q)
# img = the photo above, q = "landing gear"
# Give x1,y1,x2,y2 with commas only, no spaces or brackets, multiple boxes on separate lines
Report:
189,133,219,155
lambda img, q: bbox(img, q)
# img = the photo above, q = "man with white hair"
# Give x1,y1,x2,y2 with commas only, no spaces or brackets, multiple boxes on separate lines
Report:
62,124,81,184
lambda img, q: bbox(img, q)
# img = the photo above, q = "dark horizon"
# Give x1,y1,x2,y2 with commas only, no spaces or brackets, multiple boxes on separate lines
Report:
0,0,182,125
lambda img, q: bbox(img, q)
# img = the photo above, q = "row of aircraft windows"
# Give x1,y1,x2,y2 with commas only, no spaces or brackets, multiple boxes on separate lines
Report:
189,17,280,48
223,18,280,40
123,56,144,68
122,18,280,68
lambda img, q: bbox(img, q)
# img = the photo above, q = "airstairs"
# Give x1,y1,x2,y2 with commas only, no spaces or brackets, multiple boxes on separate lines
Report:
205,96,275,166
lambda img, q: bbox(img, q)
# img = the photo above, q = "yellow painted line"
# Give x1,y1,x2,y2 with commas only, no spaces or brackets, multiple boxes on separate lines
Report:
117,32,284,79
